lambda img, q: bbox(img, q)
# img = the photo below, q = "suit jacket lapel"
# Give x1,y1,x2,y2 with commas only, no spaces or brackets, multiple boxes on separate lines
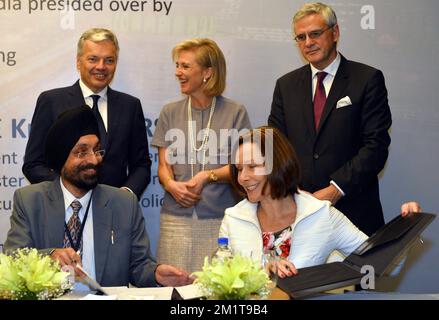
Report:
92,185,113,283
106,87,120,150
316,56,349,135
300,66,317,138
68,81,87,107
46,179,66,248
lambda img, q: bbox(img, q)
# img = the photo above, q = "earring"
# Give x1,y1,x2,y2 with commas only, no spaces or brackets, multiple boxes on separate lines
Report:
203,78,207,83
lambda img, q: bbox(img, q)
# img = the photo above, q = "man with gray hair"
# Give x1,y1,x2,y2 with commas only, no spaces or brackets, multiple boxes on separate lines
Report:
23,28,151,200
268,2,392,236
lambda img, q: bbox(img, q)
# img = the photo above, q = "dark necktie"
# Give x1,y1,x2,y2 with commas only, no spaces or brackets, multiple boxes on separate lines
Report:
313,71,328,130
64,200,83,252
91,95,107,149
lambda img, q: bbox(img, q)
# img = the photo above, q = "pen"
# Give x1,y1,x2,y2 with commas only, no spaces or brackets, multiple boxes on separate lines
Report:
71,250,81,266
111,230,115,245
76,264,108,295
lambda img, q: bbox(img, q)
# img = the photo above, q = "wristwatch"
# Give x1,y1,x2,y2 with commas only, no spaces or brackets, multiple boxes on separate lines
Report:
209,170,218,182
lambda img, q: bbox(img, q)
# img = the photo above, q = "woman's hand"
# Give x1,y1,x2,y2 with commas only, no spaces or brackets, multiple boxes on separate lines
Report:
166,179,201,208
276,259,298,278
401,201,422,217
186,171,209,195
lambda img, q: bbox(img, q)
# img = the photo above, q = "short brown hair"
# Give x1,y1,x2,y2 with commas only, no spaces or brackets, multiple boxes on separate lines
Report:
230,126,301,200
172,38,226,96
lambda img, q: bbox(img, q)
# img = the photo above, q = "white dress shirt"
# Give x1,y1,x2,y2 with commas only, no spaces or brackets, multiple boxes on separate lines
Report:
310,52,341,101
60,179,96,291
79,80,108,131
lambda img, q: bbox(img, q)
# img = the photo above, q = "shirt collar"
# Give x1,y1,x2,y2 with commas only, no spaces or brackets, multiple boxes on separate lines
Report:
226,199,259,225
310,52,341,79
293,190,327,223
60,178,93,218
79,79,108,100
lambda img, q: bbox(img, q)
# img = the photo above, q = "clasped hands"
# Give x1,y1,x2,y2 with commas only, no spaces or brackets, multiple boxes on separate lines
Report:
166,171,209,208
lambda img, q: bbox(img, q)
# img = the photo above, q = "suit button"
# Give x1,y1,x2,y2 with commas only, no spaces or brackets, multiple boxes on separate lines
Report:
313,153,319,160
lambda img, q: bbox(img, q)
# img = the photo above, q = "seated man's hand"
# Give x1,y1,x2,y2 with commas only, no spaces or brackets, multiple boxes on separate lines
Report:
155,264,194,287
50,248,85,278
401,202,422,217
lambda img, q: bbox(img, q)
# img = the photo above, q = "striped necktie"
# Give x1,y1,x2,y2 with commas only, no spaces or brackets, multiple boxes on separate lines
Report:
63,200,82,252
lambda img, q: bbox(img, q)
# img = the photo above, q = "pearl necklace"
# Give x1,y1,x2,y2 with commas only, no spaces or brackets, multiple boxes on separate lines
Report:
187,96,216,178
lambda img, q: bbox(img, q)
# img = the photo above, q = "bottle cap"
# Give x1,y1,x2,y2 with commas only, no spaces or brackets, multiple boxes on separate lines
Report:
218,237,228,246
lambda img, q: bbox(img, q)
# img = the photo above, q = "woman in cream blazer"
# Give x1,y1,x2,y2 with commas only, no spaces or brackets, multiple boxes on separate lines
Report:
220,127,419,277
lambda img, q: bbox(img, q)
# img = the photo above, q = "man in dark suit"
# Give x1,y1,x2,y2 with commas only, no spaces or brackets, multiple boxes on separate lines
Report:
23,28,151,200
5,107,191,288
268,2,392,235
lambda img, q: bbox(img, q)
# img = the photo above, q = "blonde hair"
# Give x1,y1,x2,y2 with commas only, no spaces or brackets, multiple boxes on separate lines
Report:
77,28,119,58
172,38,226,96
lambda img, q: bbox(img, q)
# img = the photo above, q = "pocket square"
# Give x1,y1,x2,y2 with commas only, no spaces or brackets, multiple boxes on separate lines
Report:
336,96,352,109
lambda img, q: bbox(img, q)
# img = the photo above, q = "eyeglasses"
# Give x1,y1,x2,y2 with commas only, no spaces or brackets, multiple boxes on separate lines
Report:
294,26,333,42
72,150,106,159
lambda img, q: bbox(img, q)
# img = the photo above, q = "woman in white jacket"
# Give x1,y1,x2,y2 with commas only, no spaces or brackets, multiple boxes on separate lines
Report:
220,126,420,278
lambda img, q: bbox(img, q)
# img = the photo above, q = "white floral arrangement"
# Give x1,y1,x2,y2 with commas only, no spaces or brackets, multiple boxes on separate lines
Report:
192,253,272,300
0,248,73,300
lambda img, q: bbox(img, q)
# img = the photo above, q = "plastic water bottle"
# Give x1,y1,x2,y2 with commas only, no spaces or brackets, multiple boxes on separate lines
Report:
211,237,233,262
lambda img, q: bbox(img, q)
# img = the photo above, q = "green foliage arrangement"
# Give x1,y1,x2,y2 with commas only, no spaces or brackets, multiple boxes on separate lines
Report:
192,253,272,300
0,248,73,300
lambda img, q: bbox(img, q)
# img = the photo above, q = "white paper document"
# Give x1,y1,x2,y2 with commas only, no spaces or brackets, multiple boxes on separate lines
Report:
174,284,204,300
70,265,203,300
102,286,174,300
80,294,118,300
